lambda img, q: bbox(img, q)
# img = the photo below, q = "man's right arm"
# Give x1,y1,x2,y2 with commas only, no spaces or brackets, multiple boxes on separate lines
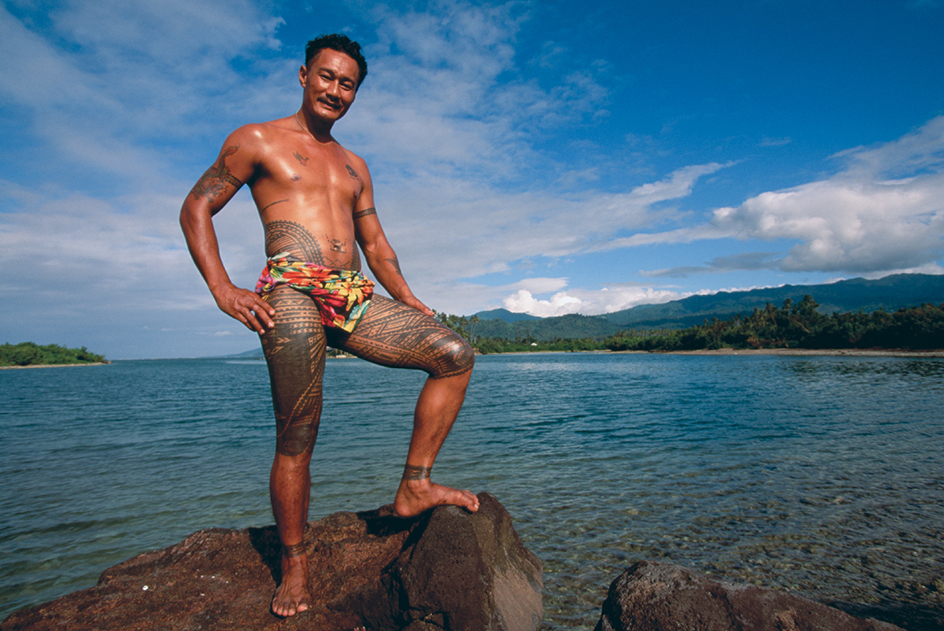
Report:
179,129,275,333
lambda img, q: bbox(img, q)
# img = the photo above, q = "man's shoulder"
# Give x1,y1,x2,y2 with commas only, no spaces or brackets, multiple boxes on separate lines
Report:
339,143,367,169
229,117,294,143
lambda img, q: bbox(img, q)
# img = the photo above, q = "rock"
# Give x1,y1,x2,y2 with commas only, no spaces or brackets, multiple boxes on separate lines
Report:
0,493,542,631
595,561,904,631
393,494,544,631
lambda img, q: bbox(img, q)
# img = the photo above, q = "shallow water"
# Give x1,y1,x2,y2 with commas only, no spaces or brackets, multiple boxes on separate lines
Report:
2,353,943,628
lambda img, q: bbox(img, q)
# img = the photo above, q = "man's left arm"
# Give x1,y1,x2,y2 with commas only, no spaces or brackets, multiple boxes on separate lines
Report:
352,163,433,316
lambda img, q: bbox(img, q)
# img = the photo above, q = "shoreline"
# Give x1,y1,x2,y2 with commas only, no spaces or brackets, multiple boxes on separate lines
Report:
0,362,110,370
631,348,944,357
478,348,944,358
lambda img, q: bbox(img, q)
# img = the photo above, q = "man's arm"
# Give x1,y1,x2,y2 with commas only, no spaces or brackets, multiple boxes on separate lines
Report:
352,161,433,317
179,130,275,333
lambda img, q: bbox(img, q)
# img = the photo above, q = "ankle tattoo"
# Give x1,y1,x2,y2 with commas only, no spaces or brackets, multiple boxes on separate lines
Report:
403,464,432,481
283,541,307,558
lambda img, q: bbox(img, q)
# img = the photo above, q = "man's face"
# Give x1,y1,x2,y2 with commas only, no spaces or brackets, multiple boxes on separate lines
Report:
299,48,361,123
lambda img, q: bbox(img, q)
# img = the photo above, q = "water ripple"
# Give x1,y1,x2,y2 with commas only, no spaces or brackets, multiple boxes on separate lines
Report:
2,354,943,629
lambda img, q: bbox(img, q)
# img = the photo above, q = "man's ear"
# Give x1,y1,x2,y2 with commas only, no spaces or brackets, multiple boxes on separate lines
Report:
298,65,308,87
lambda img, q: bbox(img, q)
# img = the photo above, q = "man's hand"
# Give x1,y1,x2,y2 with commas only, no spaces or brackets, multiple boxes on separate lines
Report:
213,284,276,333
399,294,434,317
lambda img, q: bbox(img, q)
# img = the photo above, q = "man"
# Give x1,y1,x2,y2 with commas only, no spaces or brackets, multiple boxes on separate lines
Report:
179,33,478,618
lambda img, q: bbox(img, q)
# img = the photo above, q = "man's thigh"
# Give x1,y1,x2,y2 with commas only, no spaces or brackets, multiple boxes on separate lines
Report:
329,295,473,378
260,285,327,455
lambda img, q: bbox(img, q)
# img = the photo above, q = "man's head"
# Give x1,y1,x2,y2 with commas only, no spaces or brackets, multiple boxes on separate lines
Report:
305,34,368,88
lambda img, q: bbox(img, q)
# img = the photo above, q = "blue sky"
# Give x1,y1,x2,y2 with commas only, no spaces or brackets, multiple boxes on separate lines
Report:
2,0,943,359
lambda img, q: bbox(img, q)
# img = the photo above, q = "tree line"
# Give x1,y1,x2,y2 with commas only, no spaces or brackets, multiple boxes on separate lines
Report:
0,342,107,367
437,297,944,354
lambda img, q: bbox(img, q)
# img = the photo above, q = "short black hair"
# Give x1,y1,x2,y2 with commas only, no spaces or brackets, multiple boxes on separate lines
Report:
305,34,368,87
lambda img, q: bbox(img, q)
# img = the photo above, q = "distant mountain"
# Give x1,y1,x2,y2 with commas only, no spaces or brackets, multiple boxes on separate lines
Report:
224,347,264,359
474,308,542,323
602,273,944,330
471,273,944,339
471,312,620,342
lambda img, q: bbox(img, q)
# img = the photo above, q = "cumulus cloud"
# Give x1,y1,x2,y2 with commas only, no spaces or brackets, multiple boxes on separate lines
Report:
712,117,944,273
501,285,687,317
503,289,585,316
624,117,944,277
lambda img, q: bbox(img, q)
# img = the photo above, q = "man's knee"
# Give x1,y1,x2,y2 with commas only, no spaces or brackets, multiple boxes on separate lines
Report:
275,415,319,456
430,334,475,379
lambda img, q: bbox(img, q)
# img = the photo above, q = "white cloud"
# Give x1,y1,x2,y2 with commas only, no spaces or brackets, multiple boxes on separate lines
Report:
503,289,584,316
500,283,686,318
346,0,609,183
710,117,944,273
608,117,944,276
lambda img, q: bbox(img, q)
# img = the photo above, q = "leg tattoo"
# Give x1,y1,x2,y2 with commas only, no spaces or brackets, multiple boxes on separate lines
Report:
402,464,432,481
283,541,307,558
331,295,474,378
260,286,326,456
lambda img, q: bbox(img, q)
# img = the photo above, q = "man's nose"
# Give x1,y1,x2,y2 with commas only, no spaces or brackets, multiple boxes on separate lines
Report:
326,81,341,98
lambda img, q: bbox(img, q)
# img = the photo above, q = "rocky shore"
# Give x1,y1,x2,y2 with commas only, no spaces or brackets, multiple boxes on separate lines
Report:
0,494,913,631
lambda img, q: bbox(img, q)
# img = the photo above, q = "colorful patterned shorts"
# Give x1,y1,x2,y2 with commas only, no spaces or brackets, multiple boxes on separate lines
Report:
255,253,374,333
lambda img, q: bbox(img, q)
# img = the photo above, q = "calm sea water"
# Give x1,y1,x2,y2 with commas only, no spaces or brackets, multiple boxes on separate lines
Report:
2,353,943,629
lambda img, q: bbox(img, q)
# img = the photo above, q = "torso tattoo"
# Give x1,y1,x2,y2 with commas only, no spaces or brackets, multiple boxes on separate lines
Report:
265,220,324,263
264,220,360,270
326,235,347,253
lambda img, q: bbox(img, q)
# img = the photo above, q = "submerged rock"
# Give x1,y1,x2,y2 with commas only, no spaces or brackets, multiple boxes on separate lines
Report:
595,561,904,631
0,493,542,631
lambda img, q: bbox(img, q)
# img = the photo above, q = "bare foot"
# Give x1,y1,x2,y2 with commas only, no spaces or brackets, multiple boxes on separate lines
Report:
271,551,311,617
393,478,480,518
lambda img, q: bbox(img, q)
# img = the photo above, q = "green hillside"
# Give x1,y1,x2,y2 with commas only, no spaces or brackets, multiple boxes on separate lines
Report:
1,342,106,367
602,274,944,329
471,274,944,340
471,312,620,342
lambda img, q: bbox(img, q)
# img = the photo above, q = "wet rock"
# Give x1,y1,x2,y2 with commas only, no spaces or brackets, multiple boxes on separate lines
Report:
0,493,542,631
595,561,904,631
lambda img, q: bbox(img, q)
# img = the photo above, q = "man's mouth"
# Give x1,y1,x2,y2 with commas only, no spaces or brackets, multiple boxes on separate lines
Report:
318,98,342,110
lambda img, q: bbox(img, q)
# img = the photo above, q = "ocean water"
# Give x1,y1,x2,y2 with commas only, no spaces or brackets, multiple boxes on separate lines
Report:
1,353,943,629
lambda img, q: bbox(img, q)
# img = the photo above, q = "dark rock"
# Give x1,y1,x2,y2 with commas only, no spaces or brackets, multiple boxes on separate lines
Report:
0,493,542,631
393,494,543,631
595,561,904,631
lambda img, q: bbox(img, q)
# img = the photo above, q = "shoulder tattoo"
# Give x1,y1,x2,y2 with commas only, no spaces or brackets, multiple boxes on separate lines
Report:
345,164,360,180
191,145,243,203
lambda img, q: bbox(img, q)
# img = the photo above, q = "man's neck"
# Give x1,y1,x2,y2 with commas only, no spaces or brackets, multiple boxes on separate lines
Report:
295,110,335,144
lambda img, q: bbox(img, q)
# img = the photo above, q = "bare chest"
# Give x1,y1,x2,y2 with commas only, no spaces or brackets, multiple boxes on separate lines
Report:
253,142,363,213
